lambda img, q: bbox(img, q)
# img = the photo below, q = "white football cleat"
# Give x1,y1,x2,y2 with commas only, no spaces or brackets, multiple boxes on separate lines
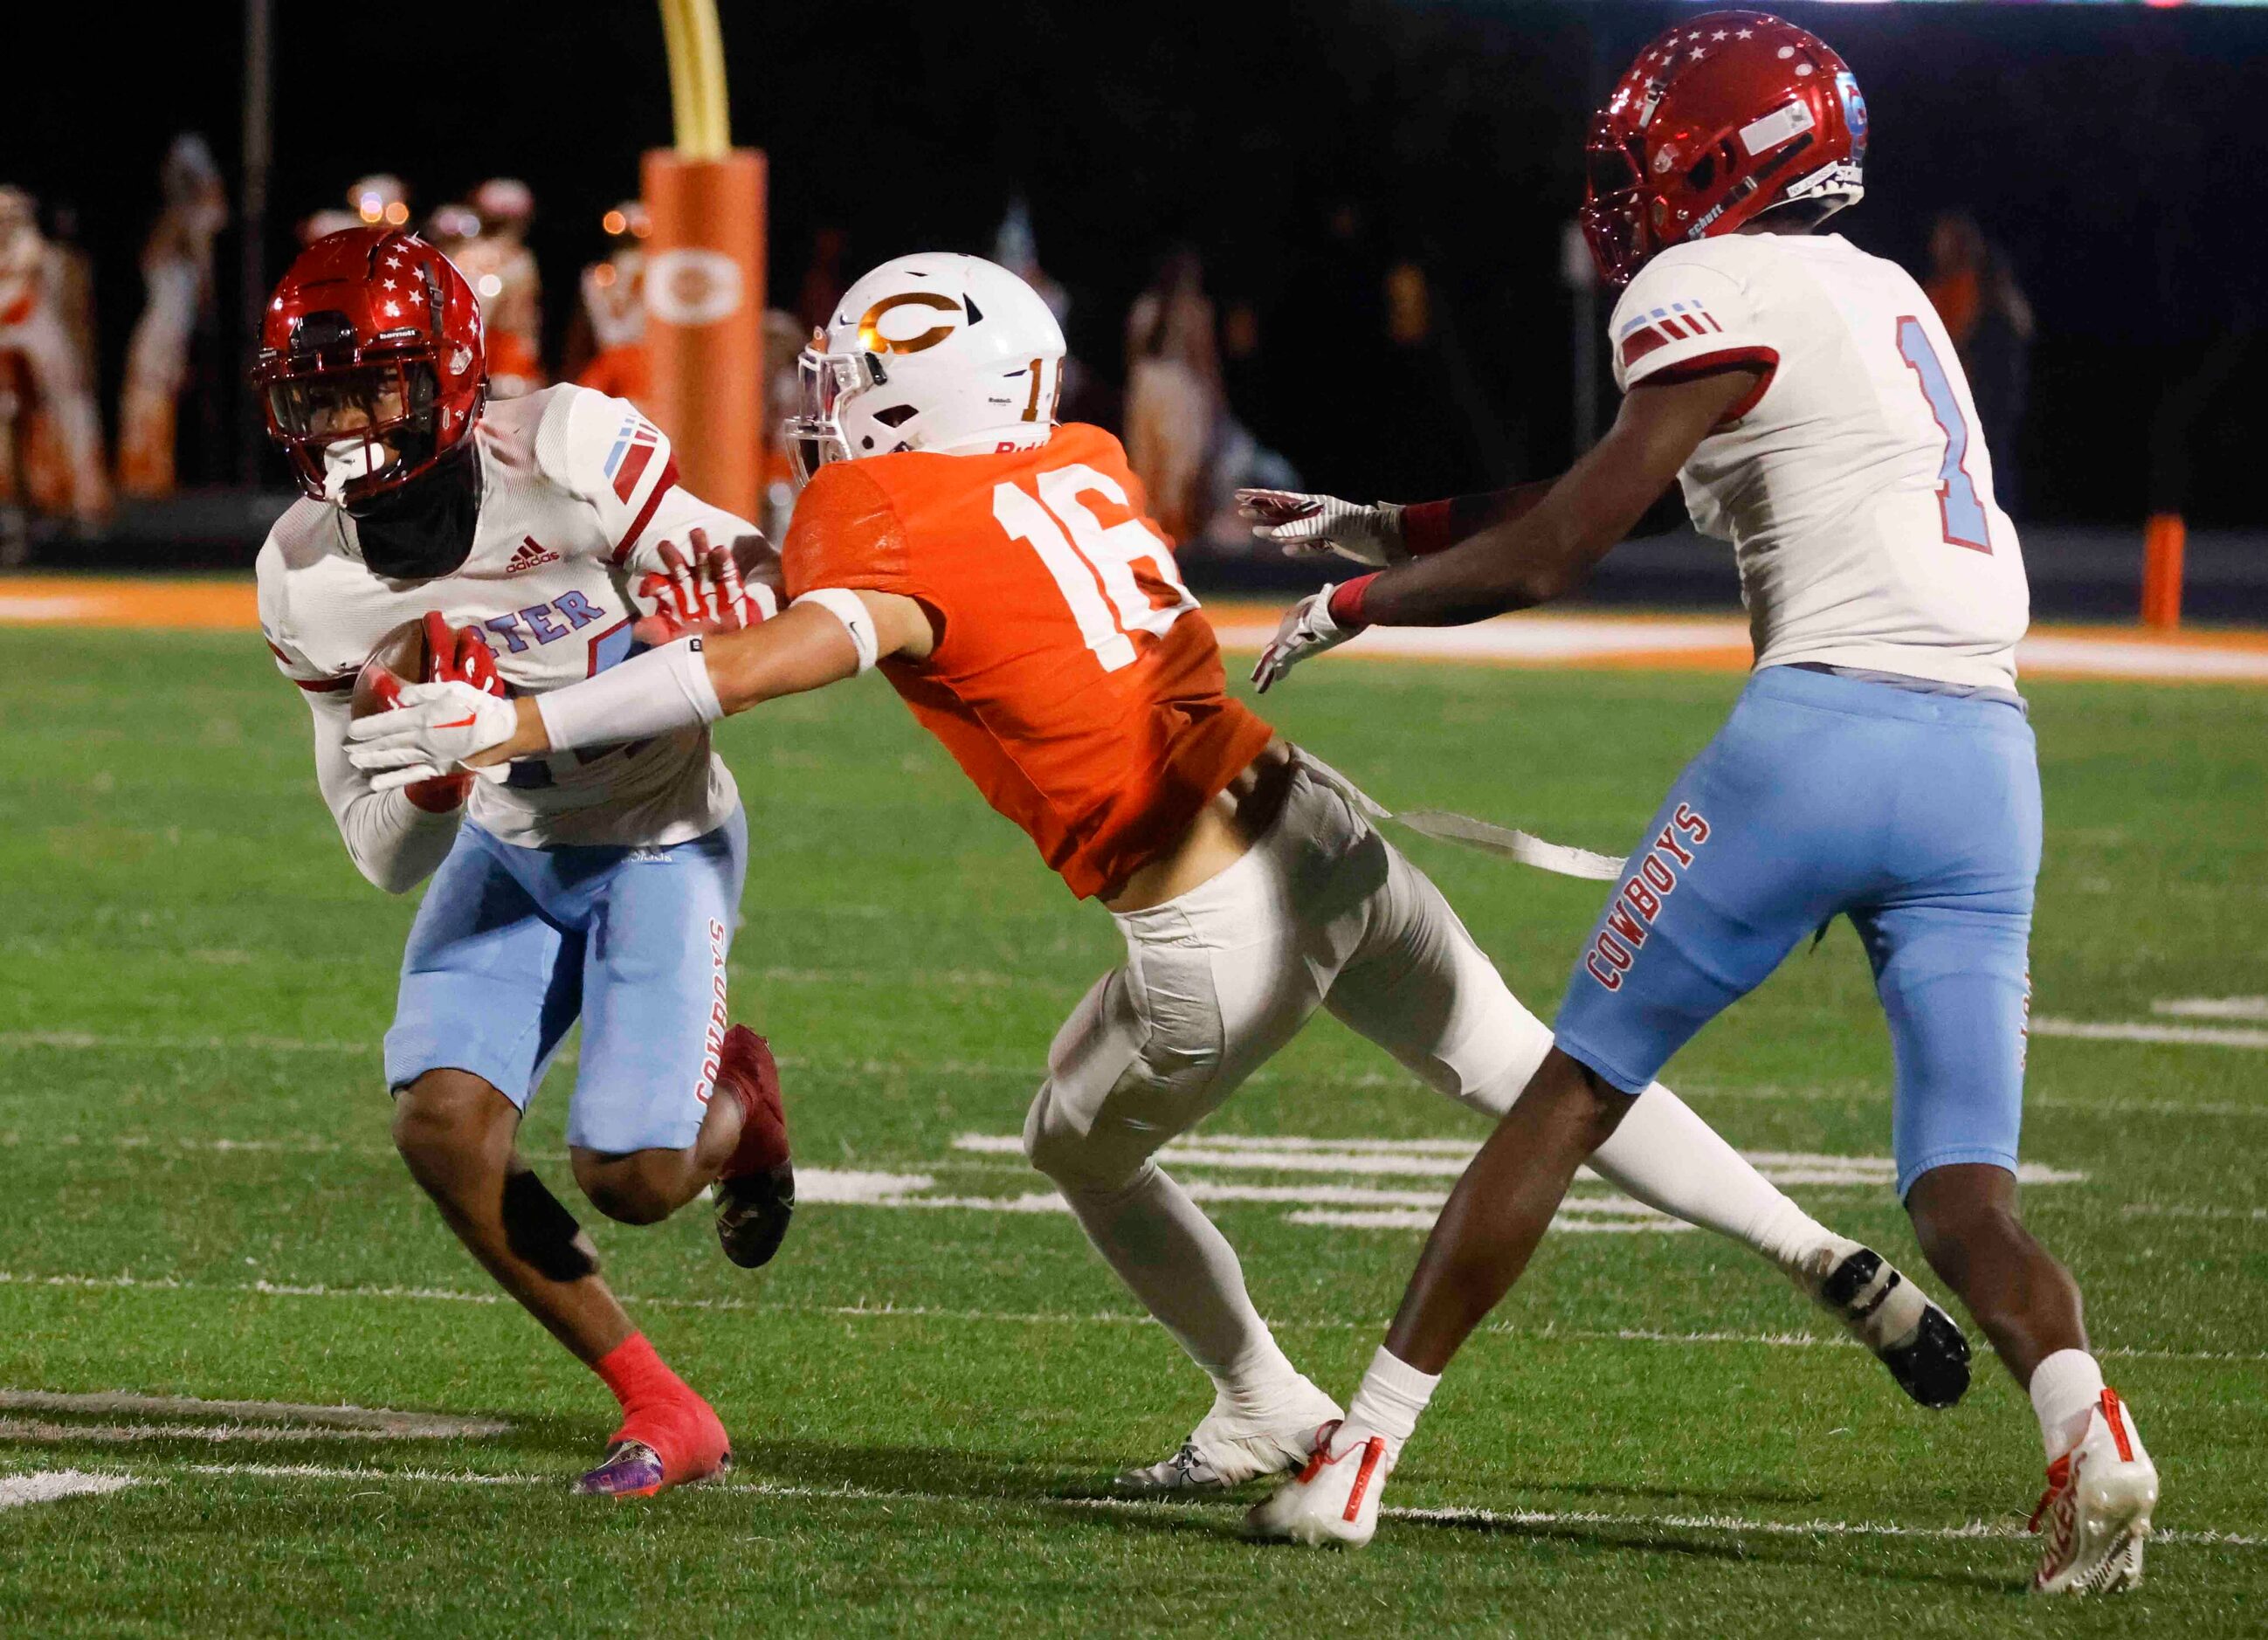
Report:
1241,1419,1395,1547
2032,1388,2157,1595
1113,1383,1343,1495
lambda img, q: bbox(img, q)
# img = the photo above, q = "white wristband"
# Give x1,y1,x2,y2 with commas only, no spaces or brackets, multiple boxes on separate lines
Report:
792,588,879,673
535,637,722,753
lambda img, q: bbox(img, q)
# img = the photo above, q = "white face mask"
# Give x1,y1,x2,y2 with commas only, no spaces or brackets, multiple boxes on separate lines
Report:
321,440,389,503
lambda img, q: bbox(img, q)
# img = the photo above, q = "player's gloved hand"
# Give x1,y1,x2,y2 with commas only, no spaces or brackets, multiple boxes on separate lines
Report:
347,680,521,792
633,529,777,646
1236,489,1408,567
1251,585,1360,694
396,616,513,807
430,613,508,701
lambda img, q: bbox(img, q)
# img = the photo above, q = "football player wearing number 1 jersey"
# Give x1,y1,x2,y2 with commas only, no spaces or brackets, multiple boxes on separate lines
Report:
252,228,796,1498
1243,12,2156,1589
352,251,1970,1496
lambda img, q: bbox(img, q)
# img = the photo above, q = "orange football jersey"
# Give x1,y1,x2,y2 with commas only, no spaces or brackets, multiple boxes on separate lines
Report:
782,423,1274,899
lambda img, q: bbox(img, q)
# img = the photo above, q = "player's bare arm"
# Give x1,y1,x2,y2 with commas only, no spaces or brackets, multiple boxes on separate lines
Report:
1237,480,1553,566
1365,369,1748,618
1251,368,1754,690
703,589,934,711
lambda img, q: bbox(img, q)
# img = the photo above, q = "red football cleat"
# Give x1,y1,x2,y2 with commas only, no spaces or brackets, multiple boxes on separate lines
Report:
575,1386,733,1499
712,1025,796,1269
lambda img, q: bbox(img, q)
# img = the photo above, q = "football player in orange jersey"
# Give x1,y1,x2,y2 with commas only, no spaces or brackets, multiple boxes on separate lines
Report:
351,252,1971,1493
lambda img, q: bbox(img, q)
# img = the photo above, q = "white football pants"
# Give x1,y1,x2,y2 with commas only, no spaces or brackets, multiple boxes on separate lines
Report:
1022,750,1827,1408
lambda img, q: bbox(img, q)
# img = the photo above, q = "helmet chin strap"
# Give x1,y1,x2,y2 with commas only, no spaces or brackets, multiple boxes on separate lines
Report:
344,442,484,582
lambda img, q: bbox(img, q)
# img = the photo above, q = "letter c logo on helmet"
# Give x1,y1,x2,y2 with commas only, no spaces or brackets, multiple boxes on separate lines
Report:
857,292,963,356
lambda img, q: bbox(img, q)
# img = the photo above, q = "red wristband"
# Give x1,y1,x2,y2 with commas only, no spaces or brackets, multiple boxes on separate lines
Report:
1400,500,1458,556
1327,573,1379,628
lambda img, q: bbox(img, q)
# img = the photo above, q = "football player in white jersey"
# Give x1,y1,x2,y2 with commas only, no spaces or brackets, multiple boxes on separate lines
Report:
1242,12,2157,1591
252,227,793,1498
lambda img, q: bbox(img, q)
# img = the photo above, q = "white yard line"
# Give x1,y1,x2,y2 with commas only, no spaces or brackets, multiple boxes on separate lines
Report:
0,1030,372,1055
0,1418,480,1445
957,1134,2085,1188
16,1460,2254,1552
2154,996,2268,1021
2032,1016,2268,1050
1138,1134,1481,1156
0,1468,143,1507
1379,1499,2262,1551
741,967,1051,990
1293,1209,1690,1233
0,597,103,623
3,1029,2264,1119
2,1267,2257,1363
1206,616,2268,684
0,1390,505,1437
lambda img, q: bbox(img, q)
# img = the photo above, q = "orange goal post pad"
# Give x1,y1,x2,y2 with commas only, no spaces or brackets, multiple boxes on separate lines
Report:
639,148,766,524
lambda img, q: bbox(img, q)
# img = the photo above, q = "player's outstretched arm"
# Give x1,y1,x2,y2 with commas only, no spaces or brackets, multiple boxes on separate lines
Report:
345,588,933,785
1251,369,1754,692
1237,483,1555,565
695,590,934,715
1356,366,1758,627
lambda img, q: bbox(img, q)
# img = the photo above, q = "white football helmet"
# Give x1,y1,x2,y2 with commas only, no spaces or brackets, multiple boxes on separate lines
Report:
785,252,1065,486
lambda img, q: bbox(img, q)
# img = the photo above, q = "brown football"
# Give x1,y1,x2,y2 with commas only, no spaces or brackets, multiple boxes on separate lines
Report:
351,614,474,811
350,615,438,720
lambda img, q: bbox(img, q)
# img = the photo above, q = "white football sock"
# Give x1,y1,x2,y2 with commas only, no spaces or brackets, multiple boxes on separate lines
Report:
1587,1082,1835,1271
1057,1162,1306,1416
2029,1347,2106,1462
1339,1347,1439,1459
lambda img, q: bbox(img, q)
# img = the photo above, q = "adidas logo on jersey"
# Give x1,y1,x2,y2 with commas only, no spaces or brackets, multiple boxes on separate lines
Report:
507,536,561,574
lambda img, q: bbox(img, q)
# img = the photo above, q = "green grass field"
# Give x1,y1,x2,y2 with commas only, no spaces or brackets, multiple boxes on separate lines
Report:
2,628,2264,1637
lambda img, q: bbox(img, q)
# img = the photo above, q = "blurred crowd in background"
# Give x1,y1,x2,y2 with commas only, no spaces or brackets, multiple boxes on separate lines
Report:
0,144,2037,567
7,0,2264,575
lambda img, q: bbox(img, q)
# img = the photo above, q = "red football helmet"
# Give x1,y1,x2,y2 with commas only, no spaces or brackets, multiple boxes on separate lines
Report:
1581,11,1868,287
253,227,486,504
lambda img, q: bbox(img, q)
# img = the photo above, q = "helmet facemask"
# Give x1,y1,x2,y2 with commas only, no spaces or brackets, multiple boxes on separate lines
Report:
1580,127,1654,287
265,351,448,507
783,341,879,488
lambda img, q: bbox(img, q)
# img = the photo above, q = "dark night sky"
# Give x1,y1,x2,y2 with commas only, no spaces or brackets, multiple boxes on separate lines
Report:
9,1,2267,525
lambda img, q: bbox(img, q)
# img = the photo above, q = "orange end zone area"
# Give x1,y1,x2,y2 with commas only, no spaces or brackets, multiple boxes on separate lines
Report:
4,578,2266,685
1204,601,2268,686
0,576,258,631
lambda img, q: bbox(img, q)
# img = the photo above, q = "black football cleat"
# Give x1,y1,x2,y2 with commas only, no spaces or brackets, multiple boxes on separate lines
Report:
714,1162,796,1270
1808,1244,1972,1409
711,1024,795,1269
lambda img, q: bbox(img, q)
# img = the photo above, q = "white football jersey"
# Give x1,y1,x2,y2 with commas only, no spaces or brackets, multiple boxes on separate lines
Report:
258,384,777,849
1610,233,2030,690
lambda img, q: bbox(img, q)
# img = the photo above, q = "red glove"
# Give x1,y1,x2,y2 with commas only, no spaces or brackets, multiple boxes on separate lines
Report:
633,530,775,647
401,615,507,813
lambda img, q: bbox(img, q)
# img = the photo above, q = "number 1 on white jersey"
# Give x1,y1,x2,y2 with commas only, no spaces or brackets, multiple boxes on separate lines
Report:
1897,316,1992,555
